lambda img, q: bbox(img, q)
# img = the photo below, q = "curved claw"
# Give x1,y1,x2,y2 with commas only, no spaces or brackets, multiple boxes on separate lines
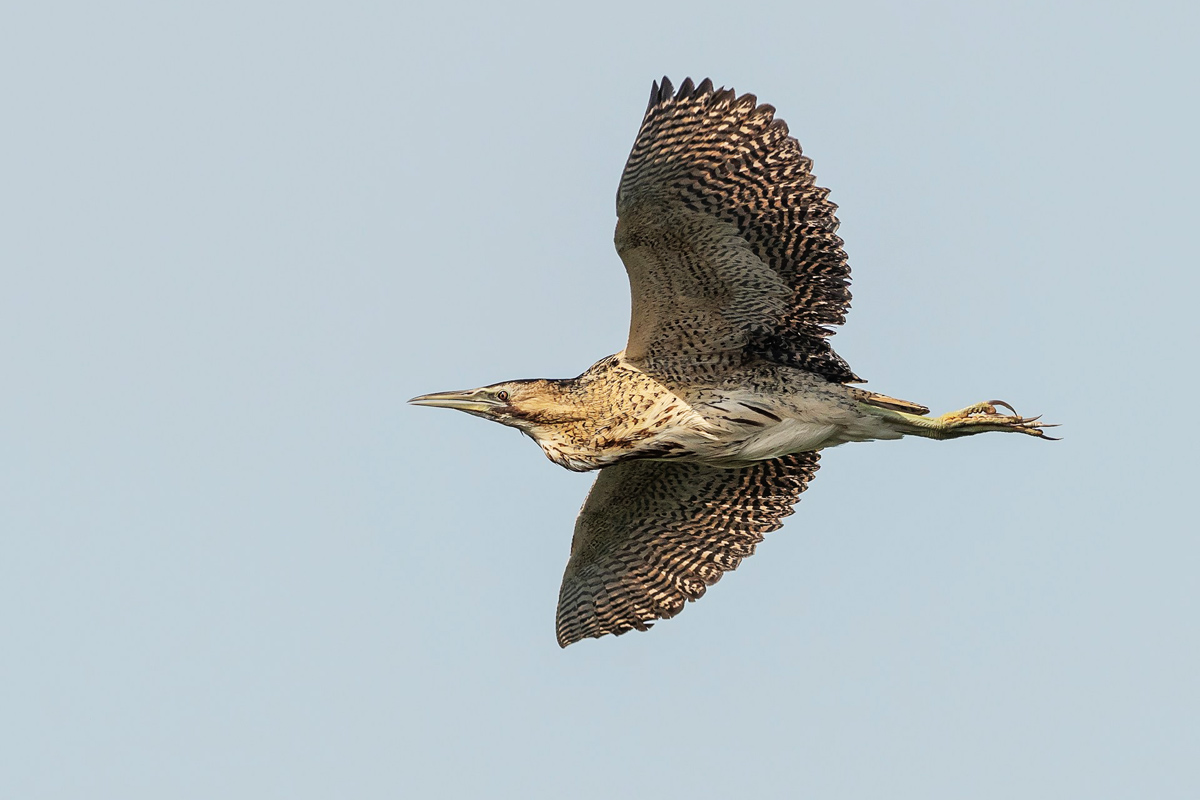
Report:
1027,421,1061,441
988,399,1017,415
932,400,1059,441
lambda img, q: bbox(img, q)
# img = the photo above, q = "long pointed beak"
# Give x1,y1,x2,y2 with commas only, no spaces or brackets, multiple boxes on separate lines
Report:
408,389,503,414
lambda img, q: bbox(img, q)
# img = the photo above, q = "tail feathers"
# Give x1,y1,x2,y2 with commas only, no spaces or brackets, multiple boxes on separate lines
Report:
853,389,930,416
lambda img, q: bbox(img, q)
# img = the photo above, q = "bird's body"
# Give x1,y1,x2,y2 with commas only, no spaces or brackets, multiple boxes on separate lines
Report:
412,78,1054,647
444,354,908,473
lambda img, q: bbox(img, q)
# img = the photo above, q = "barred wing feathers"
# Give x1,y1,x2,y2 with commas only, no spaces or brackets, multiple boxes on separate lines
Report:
615,77,858,382
555,453,820,647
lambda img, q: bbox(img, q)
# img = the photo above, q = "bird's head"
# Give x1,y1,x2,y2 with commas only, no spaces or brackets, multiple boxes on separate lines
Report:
409,379,588,452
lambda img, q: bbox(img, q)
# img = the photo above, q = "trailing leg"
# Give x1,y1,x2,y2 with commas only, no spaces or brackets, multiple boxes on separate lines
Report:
861,399,1058,441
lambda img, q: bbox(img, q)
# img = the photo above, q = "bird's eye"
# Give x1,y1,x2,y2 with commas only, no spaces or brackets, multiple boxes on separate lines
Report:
497,390,509,402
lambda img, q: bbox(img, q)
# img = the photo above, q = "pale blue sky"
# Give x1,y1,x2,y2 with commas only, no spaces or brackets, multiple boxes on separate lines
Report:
3,1,1198,798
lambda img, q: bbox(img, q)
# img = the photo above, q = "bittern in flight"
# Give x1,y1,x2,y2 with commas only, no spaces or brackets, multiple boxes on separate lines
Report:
412,78,1054,647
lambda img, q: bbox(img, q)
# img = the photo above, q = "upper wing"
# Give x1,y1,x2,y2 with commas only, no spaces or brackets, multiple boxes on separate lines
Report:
555,453,820,647
615,77,858,382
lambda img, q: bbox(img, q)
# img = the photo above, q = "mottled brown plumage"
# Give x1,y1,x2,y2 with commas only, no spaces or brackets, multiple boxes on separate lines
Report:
556,454,820,646
618,77,857,381
411,77,1054,648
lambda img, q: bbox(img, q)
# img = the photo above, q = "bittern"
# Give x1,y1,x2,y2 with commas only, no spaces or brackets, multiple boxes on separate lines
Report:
412,77,1054,648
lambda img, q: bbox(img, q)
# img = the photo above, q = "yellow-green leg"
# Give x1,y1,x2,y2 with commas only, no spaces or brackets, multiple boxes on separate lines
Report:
864,400,1058,441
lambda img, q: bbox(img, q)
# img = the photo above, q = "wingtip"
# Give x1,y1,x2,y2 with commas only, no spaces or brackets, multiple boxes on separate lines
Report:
647,76,748,111
642,77,782,122
646,76,674,114
659,75,674,101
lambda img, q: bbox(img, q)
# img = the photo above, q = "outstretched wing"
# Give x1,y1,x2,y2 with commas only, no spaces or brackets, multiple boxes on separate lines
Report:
555,453,820,647
615,77,858,382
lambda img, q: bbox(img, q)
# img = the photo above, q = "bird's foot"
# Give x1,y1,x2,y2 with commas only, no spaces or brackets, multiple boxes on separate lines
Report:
931,400,1059,440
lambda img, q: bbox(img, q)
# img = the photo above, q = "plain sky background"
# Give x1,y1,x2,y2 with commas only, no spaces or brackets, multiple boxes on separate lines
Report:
3,1,1198,798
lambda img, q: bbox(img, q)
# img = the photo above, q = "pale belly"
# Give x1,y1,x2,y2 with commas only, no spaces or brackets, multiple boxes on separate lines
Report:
662,393,908,465
726,419,845,461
